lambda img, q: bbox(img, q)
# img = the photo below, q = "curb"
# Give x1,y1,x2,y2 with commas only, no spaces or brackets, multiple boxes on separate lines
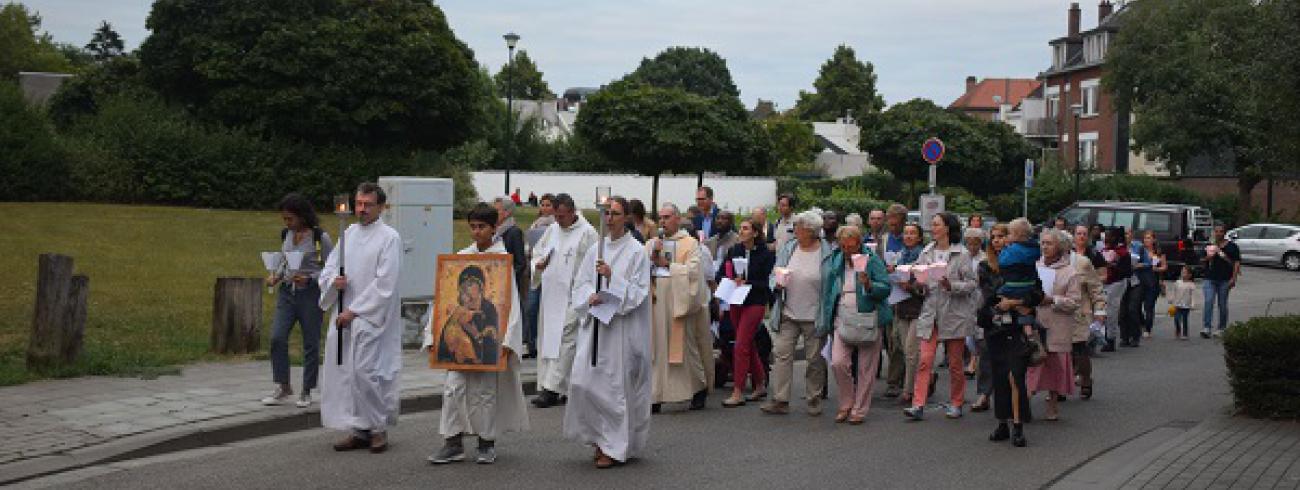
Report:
0,381,538,486
1046,419,1201,489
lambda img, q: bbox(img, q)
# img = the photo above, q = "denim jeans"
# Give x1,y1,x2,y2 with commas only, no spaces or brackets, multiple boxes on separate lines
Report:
1141,284,1160,333
270,281,323,390
1202,280,1231,333
524,287,541,350
1173,307,1190,337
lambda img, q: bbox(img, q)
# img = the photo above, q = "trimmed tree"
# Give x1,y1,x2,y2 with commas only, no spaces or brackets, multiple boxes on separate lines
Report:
794,45,885,122
625,46,740,98
493,50,554,100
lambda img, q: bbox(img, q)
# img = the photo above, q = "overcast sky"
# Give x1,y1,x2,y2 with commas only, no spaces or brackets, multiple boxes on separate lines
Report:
22,0,1106,109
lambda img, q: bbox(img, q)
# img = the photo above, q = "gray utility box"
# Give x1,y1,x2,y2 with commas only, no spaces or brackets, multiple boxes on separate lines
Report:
377,177,454,346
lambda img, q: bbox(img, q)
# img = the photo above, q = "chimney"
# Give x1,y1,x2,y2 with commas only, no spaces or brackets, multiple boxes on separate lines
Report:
1098,0,1114,23
966,76,977,94
1068,2,1081,38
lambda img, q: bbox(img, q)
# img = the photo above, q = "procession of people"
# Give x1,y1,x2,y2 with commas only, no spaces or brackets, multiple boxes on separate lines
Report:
265,182,1237,468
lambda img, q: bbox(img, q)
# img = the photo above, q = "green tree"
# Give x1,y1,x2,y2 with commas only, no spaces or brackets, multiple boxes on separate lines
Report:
794,45,885,122
138,0,489,151
860,98,1033,203
0,81,69,198
761,114,820,175
493,50,554,99
0,3,72,79
625,46,739,98
47,55,144,127
85,20,125,61
1105,0,1276,224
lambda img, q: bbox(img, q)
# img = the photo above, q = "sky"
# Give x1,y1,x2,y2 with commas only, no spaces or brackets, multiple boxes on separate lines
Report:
20,0,1110,110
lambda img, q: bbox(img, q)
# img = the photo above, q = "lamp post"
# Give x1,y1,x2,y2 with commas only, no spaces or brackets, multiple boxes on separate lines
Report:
503,32,520,196
1070,103,1084,202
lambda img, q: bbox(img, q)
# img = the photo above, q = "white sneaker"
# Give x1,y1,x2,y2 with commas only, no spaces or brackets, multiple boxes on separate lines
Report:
295,391,312,408
260,386,293,406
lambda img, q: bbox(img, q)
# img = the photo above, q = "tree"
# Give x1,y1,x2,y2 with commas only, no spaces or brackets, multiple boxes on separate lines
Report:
85,21,125,61
138,0,489,152
761,114,820,175
1105,0,1277,224
625,46,739,98
0,81,69,199
794,45,885,122
576,81,766,205
493,50,554,99
47,55,144,128
0,3,72,79
860,98,1033,203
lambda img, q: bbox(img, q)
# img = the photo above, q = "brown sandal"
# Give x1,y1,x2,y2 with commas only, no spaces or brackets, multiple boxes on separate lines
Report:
848,414,865,425
835,410,850,423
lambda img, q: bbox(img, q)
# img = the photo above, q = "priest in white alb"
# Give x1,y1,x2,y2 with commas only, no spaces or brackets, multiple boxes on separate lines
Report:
647,203,714,411
318,183,403,454
564,196,653,469
529,193,598,408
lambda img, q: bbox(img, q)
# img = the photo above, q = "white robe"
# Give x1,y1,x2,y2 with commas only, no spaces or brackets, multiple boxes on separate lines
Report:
563,233,653,462
422,240,529,439
318,219,403,433
530,216,598,394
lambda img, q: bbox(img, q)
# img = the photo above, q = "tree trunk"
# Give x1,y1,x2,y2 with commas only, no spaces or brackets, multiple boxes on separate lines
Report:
211,277,263,354
27,254,89,370
697,171,704,190
651,173,661,214
1235,173,1261,227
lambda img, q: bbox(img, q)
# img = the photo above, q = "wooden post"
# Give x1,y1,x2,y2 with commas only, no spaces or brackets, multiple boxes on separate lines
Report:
27,254,89,370
210,277,263,354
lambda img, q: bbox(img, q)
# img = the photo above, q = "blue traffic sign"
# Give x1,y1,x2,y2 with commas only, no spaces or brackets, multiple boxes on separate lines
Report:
922,137,945,165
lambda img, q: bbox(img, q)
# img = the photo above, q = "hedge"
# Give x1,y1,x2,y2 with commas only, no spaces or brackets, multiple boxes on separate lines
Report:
1223,315,1300,419
0,82,71,200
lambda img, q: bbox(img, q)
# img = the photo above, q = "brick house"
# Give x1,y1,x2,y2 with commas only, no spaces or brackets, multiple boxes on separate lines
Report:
1039,1,1165,176
948,77,1041,123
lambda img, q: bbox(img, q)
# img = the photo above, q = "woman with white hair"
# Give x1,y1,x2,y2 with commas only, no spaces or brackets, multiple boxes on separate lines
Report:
1027,229,1082,421
762,209,832,416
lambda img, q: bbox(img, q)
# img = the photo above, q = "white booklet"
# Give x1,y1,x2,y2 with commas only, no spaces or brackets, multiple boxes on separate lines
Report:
589,290,623,324
713,278,753,305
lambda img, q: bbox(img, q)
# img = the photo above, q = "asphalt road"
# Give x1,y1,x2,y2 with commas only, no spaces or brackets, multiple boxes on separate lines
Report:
27,266,1299,490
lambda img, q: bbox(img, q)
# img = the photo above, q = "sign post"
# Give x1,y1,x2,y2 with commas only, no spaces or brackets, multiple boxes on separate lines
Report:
920,138,946,226
1023,159,1035,219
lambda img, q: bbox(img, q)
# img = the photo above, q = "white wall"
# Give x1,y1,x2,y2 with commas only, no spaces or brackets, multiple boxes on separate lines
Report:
473,171,778,212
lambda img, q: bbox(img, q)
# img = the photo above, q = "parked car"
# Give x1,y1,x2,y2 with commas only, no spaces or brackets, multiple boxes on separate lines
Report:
1227,224,1300,271
1055,201,1214,278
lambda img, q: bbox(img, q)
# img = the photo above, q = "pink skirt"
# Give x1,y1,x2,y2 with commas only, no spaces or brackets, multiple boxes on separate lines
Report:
1027,352,1074,395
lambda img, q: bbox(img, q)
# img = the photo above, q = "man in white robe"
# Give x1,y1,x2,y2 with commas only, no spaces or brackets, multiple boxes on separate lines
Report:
564,197,652,468
425,203,528,464
529,193,598,408
647,203,714,411
318,182,403,453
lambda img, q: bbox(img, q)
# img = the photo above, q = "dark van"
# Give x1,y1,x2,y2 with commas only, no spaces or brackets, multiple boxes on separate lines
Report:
1055,201,1214,278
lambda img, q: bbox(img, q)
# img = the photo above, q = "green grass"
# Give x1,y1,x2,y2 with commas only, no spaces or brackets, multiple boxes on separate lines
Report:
0,203,588,386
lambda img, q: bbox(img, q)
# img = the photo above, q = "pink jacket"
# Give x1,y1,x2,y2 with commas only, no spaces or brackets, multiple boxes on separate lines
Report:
1035,254,1082,353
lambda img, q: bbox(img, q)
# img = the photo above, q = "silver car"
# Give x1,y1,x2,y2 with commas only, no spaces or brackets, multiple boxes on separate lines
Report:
1227,223,1300,271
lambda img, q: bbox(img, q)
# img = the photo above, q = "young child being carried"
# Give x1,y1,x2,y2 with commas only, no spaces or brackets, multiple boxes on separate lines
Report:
996,218,1041,327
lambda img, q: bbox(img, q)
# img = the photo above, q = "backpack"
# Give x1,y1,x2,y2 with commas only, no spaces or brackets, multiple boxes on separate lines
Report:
281,227,325,267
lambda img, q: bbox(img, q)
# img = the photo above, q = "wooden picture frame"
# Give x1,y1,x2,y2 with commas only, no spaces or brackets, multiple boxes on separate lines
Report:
428,253,513,372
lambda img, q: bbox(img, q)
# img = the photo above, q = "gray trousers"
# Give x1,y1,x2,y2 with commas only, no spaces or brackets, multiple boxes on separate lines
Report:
271,282,323,390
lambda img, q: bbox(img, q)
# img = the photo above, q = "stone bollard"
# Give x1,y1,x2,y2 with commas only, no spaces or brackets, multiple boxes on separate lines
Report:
210,277,262,354
27,254,89,370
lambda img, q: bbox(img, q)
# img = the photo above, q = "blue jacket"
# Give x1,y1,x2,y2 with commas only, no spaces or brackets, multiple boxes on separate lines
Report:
691,205,721,238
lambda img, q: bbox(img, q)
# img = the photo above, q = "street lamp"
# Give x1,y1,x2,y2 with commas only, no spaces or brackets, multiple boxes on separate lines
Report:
1070,103,1084,202
503,32,520,196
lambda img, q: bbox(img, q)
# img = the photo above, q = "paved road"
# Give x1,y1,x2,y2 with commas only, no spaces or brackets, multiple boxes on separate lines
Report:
24,266,1299,490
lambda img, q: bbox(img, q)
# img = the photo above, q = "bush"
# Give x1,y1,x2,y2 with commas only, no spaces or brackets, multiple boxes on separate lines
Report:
1223,315,1300,419
777,170,902,203
0,82,71,200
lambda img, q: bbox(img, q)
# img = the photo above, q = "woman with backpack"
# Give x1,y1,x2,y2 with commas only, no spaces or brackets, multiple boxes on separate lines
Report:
262,193,334,408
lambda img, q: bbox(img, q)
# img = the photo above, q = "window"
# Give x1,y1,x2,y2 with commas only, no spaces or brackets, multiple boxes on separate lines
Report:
1053,45,1067,68
1234,226,1265,239
1081,85,1099,116
1047,95,1060,118
1078,139,1097,170
1061,207,1090,225
1096,210,1136,230
1262,227,1300,240
1137,212,1173,235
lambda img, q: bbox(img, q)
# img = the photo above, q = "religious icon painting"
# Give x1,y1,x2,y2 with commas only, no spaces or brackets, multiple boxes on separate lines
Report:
429,253,513,372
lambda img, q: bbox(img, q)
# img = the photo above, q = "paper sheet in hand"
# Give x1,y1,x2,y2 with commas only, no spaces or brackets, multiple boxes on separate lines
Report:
589,290,622,324
713,278,752,305
1037,265,1057,295
728,285,752,305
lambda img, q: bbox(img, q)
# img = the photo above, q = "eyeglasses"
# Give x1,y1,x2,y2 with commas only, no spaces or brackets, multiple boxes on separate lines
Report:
657,215,674,220
607,211,625,216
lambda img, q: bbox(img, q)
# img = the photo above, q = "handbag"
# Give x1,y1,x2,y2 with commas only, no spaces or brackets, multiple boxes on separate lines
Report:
1024,334,1047,367
836,309,879,346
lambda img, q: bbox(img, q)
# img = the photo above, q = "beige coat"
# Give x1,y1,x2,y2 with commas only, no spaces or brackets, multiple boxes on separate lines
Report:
646,230,712,403
1036,254,1082,353
915,243,980,340
1070,251,1106,343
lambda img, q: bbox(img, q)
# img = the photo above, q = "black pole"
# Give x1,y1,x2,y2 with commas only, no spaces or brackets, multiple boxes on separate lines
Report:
504,46,515,196
336,228,345,365
1073,112,1081,202
592,206,605,367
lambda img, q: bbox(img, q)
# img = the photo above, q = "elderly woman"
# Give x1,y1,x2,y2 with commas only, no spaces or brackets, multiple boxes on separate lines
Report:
820,225,891,424
979,222,1041,447
904,212,980,421
1027,229,1082,421
1071,225,1106,399
762,209,832,416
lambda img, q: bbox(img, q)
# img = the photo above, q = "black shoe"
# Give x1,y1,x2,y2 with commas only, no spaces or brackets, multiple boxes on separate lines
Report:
1199,331,1211,339
531,390,559,408
1119,339,1131,347
990,423,1010,441
1101,340,1116,352
557,395,568,406
651,403,662,414
689,390,708,410
1012,423,1026,447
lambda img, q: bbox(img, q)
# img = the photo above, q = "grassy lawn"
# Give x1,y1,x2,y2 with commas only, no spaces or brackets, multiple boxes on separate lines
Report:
0,202,581,386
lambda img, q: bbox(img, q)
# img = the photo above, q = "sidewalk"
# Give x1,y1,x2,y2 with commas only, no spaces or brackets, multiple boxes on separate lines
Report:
1052,413,1300,489
0,351,537,485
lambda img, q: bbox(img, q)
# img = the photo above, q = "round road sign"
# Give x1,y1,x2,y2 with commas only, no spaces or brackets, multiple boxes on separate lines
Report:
922,137,945,165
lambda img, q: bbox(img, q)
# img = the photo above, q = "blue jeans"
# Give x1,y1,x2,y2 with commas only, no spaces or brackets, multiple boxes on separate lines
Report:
1142,284,1160,333
271,281,323,390
1173,307,1190,337
1202,280,1231,333
524,287,541,350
